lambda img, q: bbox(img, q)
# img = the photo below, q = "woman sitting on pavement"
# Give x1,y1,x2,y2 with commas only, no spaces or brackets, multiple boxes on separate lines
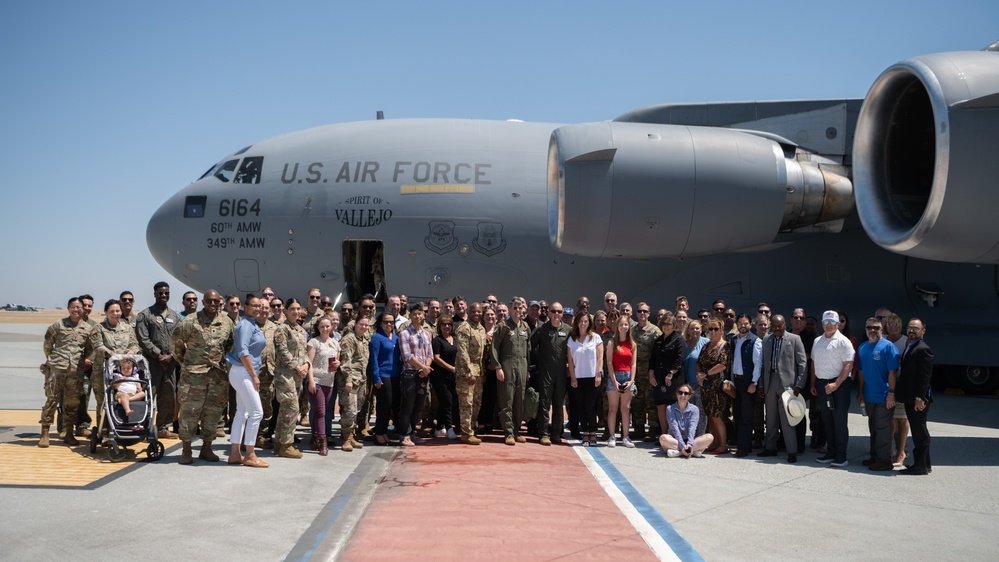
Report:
660,383,714,457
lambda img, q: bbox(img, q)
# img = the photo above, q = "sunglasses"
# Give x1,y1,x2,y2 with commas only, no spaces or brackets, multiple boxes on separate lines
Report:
713,307,725,312
228,302,241,307
120,298,134,302
724,313,735,318
792,316,805,320
262,292,274,297
207,299,222,304
309,295,322,300
637,310,650,314
866,326,882,331
758,309,770,314
677,391,692,396
707,327,721,332
550,309,563,314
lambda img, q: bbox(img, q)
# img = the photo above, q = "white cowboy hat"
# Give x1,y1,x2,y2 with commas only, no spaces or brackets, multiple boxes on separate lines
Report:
781,389,807,426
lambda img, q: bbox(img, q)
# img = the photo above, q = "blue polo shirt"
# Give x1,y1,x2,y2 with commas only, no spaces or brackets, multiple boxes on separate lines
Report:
858,338,899,404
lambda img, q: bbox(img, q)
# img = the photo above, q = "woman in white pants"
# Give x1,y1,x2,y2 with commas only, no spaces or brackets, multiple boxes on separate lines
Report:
225,295,269,468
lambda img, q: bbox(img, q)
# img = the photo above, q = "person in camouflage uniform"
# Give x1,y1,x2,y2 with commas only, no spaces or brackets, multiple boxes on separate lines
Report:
273,298,311,458
631,302,663,440
455,303,486,445
89,299,139,418
38,297,92,447
254,300,279,449
297,289,324,428
171,290,234,464
337,316,370,451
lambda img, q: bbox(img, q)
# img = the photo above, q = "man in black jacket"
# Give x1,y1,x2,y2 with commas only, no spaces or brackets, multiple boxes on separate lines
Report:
896,318,934,475
728,314,758,457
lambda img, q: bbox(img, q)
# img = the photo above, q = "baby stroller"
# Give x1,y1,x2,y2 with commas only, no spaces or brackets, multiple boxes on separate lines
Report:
88,354,164,462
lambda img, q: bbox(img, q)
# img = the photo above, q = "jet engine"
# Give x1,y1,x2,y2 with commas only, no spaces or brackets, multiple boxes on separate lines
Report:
547,122,853,258
853,49,999,263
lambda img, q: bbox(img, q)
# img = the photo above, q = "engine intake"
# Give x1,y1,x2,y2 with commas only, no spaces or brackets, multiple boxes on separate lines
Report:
547,122,852,258
853,50,999,263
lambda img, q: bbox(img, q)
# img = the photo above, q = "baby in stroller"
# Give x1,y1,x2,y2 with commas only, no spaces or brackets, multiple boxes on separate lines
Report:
113,357,146,416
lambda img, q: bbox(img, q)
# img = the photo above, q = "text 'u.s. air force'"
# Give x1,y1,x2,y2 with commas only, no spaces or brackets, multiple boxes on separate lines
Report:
280,161,491,185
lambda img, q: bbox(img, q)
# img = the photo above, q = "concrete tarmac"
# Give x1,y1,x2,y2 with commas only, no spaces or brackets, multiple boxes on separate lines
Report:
2,324,998,561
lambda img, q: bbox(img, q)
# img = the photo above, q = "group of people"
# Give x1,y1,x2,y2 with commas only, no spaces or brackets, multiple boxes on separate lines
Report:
38,286,934,476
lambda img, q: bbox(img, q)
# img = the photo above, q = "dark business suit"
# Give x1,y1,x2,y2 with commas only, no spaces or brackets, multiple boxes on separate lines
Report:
896,338,934,472
761,332,807,454
727,332,758,454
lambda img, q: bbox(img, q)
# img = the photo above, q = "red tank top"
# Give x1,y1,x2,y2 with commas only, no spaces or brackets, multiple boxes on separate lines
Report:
612,340,633,372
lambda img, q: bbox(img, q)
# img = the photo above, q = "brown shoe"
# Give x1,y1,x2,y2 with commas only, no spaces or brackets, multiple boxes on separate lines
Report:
179,442,193,465
159,429,179,439
515,435,526,443
75,425,92,437
341,439,353,452
540,436,552,446
276,444,303,459
505,436,516,446
319,440,329,456
300,416,310,428
461,435,482,445
259,437,274,450
64,425,80,446
255,435,267,448
38,426,50,448
215,428,226,438
349,436,364,449
199,444,220,462
243,457,269,468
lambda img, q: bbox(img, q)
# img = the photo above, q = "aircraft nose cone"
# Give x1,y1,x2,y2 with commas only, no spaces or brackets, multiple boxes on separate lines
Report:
147,197,177,273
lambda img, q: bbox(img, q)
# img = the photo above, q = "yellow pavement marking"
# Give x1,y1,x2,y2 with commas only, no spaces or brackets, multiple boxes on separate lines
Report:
0,410,177,487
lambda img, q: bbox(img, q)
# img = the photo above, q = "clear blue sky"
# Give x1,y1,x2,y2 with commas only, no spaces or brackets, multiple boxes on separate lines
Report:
1,1,995,309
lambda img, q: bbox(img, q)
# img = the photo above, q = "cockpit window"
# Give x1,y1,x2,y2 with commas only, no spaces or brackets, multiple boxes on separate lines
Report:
198,163,217,181
214,159,239,183
235,156,264,184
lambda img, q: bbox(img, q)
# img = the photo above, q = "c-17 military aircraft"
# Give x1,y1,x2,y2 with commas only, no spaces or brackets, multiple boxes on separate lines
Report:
148,43,999,393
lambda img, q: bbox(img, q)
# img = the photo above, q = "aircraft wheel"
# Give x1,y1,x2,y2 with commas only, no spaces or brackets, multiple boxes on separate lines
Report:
108,442,126,463
147,440,165,462
956,365,999,395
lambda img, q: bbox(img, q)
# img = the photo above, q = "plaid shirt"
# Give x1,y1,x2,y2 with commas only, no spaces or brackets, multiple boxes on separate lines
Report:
399,323,432,372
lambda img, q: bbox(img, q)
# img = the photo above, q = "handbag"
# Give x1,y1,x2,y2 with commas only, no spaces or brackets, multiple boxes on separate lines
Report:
522,386,540,422
722,379,736,399
652,376,673,403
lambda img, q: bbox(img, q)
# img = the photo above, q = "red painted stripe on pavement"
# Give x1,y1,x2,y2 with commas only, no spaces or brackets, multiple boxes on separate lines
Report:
340,439,660,561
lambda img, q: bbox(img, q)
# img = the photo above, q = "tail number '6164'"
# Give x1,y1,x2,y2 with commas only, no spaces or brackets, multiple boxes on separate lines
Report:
219,198,261,217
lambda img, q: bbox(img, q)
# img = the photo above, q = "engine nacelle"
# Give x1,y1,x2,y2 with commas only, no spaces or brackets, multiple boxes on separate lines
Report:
854,50,999,263
547,122,852,258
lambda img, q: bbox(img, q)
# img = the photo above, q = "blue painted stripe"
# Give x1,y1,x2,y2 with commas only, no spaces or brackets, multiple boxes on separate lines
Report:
586,447,704,562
